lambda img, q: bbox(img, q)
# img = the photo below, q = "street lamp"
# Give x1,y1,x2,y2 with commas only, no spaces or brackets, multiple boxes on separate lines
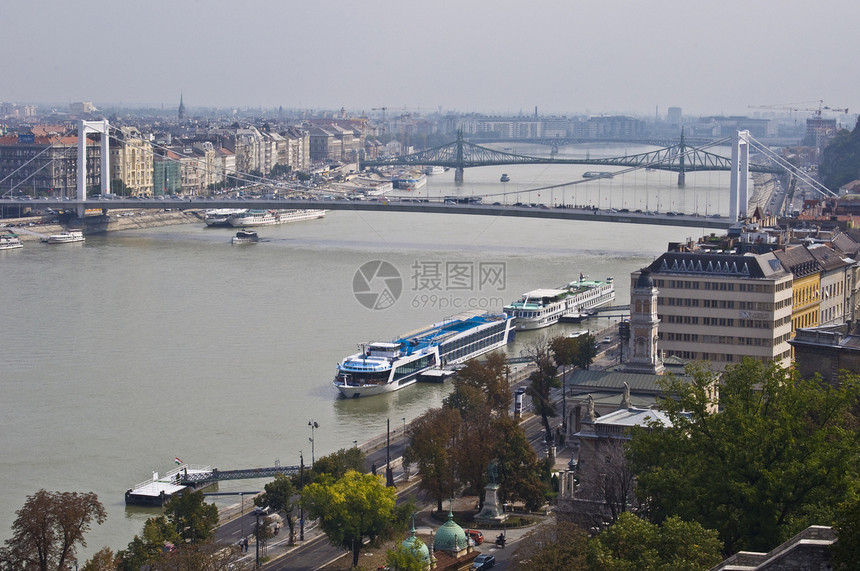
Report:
402,417,406,436
308,420,319,467
299,452,304,542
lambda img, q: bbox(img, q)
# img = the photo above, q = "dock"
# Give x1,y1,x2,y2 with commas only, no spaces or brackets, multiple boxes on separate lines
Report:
125,464,214,506
125,463,300,506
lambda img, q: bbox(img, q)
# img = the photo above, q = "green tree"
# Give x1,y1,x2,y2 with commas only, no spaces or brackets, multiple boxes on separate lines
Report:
163,490,219,544
510,520,588,570
627,359,860,554
832,495,860,570
115,516,179,571
310,447,365,482
386,539,428,571
492,417,549,511
587,512,722,570
81,547,115,571
572,333,597,370
302,470,398,568
254,474,298,544
403,407,460,512
0,490,106,571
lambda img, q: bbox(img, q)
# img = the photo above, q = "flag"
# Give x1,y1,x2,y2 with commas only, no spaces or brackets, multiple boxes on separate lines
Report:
580,273,584,282
174,457,182,465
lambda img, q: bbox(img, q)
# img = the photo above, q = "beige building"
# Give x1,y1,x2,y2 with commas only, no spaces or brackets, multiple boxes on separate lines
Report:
634,251,794,370
110,127,153,197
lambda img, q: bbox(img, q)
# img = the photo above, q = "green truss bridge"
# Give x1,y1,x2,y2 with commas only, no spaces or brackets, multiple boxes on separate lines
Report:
360,131,783,186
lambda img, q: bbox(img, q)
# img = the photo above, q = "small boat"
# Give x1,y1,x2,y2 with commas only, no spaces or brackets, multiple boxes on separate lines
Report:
42,230,85,244
232,230,259,244
424,166,445,175
500,174,510,182
0,233,23,250
582,171,614,179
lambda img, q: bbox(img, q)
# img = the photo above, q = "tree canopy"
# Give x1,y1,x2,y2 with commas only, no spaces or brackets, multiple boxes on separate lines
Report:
586,512,723,570
0,490,106,571
254,474,298,544
403,407,460,511
627,359,860,554
302,470,398,568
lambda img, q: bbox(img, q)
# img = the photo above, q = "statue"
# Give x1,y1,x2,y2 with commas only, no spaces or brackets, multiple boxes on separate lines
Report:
622,381,631,409
487,460,499,485
584,394,596,422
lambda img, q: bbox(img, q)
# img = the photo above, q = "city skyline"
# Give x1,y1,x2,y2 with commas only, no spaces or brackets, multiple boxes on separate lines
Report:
1,0,858,119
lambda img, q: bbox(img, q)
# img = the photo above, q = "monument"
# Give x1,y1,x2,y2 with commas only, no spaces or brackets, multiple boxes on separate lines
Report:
474,460,508,525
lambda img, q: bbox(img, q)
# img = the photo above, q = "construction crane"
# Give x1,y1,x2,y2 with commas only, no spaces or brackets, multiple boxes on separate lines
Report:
749,100,848,118
371,107,388,121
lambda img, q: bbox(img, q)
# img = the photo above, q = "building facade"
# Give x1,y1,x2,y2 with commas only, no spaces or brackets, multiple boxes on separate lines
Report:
634,251,794,370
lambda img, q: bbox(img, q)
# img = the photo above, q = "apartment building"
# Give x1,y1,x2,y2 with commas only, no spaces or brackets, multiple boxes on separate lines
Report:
110,127,153,197
633,251,794,370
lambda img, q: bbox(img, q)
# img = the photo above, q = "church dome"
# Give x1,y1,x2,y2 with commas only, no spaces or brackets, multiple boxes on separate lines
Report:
402,514,431,563
433,510,469,554
636,269,654,288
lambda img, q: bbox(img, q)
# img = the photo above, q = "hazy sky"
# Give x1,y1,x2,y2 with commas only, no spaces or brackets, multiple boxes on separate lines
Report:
2,0,857,119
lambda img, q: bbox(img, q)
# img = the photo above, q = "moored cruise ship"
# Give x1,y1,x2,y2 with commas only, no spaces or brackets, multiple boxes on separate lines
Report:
0,233,23,250
204,208,248,226
392,172,428,191
227,209,326,227
504,277,615,330
42,230,85,244
333,311,515,398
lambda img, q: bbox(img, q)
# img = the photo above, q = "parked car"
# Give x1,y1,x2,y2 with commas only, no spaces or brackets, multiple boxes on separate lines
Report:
472,554,495,569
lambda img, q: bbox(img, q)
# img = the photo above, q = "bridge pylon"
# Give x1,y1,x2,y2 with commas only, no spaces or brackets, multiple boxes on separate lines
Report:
77,120,110,217
730,130,750,221
677,129,686,187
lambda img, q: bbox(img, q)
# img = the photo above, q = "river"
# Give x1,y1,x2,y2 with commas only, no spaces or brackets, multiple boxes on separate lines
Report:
0,143,730,557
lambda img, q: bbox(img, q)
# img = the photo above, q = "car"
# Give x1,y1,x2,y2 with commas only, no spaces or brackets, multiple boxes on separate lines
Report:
464,529,483,545
602,336,612,344
472,554,495,569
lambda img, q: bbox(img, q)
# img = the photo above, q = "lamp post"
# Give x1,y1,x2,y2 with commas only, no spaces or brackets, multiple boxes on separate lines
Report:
402,417,406,437
240,492,245,539
299,452,304,542
386,418,394,487
308,419,319,467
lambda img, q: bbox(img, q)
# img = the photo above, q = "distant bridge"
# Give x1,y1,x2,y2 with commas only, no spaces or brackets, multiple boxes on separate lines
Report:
361,131,782,185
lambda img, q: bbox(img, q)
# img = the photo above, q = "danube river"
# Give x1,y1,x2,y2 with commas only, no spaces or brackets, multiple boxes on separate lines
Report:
0,145,729,557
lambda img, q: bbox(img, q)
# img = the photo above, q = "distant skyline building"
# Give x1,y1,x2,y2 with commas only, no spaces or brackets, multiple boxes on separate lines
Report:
667,106,682,126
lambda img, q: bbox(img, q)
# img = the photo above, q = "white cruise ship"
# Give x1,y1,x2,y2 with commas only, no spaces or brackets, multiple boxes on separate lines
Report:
42,230,85,244
504,277,615,330
228,209,326,227
204,208,248,226
333,311,515,398
0,233,23,250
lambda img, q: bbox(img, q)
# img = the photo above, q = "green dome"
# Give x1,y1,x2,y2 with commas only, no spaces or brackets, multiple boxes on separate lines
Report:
402,533,430,563
433,511,469,553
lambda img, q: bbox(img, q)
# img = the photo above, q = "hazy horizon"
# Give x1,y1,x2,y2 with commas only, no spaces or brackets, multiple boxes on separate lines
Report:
1,0,857,120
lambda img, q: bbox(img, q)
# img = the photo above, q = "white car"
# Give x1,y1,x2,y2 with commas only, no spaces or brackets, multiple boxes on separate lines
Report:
602,336,612,344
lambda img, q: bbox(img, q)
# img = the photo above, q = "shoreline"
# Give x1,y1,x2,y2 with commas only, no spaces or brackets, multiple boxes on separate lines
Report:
2,209,204,241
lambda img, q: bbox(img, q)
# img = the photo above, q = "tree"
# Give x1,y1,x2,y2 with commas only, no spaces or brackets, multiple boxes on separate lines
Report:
492,417,549,511
452,352,512,415
576,438,637,526
386,539,428,571
115,516,179,571
163,489,219,544
310,447,365,482
586,512,722,570
627,359,860,554
254,474,298,544
81,547,115,571
525,339,561,446
832,496,860,570
510,520,588,571
403,407,461,512
1,490,106,571
302,470,398,568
